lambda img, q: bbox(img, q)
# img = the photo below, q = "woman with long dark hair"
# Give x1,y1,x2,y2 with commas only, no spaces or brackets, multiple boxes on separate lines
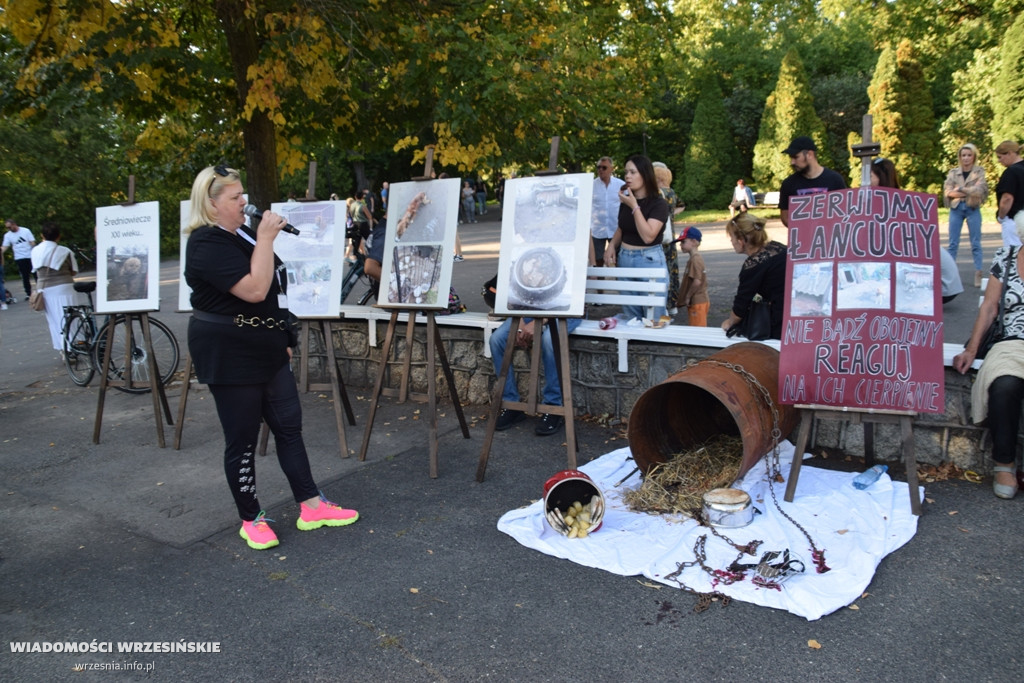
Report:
602,154,671,321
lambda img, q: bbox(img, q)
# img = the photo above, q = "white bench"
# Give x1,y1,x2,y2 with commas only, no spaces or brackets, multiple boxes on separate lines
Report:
579,266,670,371
761,191,781,208
339,305,503,357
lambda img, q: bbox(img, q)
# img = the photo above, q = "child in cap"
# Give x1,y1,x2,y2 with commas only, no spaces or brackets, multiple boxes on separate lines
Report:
676,227,708,326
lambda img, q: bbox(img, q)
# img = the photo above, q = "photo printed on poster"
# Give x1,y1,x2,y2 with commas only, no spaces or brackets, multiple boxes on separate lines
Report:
95,201,161,314
377,178,459,309
269,200,347,318
494,174,593,317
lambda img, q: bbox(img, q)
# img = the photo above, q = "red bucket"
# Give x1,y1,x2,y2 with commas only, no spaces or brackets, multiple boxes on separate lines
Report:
543,470,605,537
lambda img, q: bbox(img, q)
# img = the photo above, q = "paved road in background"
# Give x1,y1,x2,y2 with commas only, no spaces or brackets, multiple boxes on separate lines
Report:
1,209,1020,681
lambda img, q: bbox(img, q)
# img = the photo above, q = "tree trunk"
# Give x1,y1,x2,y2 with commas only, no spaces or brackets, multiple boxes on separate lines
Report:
214,0,278,211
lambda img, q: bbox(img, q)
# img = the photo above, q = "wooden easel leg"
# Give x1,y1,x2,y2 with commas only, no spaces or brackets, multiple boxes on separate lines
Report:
477,317,521,482
901,416,922,516
432,319,469,438
258,421,270,457
784,411,814,502
299,321,311,391
552,319,577,469
864,422,875,467
139,313,167,448
398,313,416,402
173,352,193,450
321,320,349,457
92,316,118,444
525,319,542,416
427,313,439,478
359,311,399,461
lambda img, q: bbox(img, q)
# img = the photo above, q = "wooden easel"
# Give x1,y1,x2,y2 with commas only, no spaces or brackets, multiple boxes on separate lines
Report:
782,117,922,515
93,177,174,446
356,147,470,477
476,316,577,482
175,162,356,454
294,318,356,456
784,404,922,516
475,136,580,481
358,309,470,477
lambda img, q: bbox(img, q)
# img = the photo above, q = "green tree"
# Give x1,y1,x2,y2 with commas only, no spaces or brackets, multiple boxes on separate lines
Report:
992,11,1024,144
682,77,740,208
868,40,938,192
752,49,830,191
939,46,999,187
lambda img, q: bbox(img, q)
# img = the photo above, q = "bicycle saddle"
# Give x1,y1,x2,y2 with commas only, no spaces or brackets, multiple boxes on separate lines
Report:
74,281,97,293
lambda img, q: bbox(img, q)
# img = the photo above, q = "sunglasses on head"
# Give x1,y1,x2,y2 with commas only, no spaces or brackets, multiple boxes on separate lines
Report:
598,165,609,170
208,164,231,197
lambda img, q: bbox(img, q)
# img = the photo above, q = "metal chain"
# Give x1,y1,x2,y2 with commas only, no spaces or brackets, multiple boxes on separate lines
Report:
233,314,294,331
694,358,830,573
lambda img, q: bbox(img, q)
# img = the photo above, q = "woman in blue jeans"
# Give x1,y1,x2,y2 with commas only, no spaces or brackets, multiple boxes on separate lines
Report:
944,143,988,287
602,154,671,321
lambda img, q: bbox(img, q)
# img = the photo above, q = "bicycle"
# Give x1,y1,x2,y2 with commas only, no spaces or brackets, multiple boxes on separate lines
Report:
340,251,379,305
61,281,180,393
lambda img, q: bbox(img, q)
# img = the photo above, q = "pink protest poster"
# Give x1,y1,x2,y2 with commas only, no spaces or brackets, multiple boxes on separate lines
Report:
778,187,944,413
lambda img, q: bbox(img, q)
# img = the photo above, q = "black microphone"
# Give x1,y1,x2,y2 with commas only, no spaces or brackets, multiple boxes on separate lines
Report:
243,204,300,235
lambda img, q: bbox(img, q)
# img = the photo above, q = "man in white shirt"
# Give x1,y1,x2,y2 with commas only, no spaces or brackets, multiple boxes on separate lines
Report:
591,157,625,266
2,219,37,300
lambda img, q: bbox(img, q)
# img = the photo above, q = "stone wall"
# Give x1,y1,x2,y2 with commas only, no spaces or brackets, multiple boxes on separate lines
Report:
298,320,995,472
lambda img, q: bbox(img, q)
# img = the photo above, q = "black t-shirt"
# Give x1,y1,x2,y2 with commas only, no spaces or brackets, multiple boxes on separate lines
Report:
617,195,671,246
184,225,291,385
731,240,788,339
778,168,847,210
996,161,1024,219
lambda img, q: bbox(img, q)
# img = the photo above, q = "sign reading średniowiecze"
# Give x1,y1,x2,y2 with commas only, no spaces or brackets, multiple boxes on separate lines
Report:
778,187,944,413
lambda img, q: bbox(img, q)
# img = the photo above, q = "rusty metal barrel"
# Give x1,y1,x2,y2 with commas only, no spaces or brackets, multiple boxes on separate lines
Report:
627,342,798,478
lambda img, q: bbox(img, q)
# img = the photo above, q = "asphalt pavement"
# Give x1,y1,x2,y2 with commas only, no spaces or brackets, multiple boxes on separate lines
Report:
1,210,1021,682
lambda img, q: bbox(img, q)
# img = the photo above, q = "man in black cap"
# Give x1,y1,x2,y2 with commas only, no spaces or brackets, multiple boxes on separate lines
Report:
778,136,846,227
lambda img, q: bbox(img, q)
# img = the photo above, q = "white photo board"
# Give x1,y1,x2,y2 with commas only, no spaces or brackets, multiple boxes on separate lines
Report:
269,200,347,319
178,200,191,312
377,178,460,309
494,174,593,317
95,201,161,314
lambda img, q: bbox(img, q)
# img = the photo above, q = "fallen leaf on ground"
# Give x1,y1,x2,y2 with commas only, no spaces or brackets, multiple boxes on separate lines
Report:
808,639,822,649
409,588,419,594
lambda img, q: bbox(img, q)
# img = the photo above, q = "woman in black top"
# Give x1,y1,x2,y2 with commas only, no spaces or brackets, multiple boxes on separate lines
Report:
602,154,671,321
721,212,787,339
184,165,359,550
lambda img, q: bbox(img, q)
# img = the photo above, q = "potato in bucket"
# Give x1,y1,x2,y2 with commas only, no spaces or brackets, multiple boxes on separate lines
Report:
543,470,605,538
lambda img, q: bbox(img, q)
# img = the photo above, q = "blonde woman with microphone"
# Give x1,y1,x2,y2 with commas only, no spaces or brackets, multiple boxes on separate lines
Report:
184,165,359,550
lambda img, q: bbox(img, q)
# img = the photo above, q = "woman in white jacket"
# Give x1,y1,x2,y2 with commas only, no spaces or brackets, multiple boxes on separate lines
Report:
31,222,87,352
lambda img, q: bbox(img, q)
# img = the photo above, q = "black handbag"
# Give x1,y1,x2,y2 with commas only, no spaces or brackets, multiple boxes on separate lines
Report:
727,294,772,341
971,249,1013,360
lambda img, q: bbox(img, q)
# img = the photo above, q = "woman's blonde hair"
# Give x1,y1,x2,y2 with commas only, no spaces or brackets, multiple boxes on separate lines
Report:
652,161,673,188
186,165,241,233
726,212,769,249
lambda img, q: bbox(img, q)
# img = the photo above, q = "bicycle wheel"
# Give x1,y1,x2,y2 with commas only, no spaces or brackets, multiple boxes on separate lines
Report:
61,309,96,387
94,315,180,394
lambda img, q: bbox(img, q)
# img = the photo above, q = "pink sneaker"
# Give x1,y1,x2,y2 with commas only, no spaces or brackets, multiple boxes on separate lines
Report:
239,511,279,550
297,493,359,530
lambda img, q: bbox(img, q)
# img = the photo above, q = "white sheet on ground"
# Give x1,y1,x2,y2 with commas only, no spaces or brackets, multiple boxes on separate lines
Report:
497,441,922,621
